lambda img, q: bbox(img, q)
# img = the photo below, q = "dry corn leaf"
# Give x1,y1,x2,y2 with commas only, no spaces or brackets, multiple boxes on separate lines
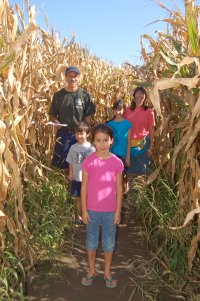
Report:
185,118,200,151
0,120,6,138
11,13,18,41
0,150,10,202
0,0,5,18
0,231,6,250
170,207,200,229
173,75,200,89
171,129,191,178
142,34,160,52
4,146,23,202
188,231,200,271
0,21,38,70
8,64,15,90
0,209,7,219
190,93,200,123
15,4,25,30
178,56,200,69
6,218,19,254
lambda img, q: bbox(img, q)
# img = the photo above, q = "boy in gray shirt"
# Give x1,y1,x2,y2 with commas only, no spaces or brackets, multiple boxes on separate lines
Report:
66,122,95,222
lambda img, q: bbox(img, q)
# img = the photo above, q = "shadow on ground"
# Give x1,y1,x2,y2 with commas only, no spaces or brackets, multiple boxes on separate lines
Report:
25,212,150,301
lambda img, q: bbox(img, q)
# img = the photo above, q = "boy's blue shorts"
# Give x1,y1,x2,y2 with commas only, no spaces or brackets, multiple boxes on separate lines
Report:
86,210,116,252
71,180,81,198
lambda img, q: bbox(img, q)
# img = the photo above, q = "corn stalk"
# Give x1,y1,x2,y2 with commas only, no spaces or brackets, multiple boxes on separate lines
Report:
127,0,200,271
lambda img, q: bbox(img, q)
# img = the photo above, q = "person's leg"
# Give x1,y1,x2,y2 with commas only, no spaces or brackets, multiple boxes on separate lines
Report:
52,129,68,168
81,248,96,286
81,211,100,285
123,173,128,194
81,249,97,285
104,251,114,279
117,156,128,195
87,249,96,276
70,181,82,221
52,131,76,169
102,212,117,287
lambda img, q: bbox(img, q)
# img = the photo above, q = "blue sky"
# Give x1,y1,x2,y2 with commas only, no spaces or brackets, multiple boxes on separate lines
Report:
9,0,199,66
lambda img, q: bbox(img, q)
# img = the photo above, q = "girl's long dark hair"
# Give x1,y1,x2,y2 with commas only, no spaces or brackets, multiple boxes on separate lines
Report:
130,87,149,111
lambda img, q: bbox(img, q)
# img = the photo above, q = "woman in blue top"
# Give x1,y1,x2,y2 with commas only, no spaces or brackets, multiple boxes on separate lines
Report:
107,99,132,193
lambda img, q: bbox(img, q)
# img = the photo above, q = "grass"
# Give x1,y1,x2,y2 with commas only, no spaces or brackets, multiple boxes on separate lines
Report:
0,250,25,300
125,171,200,301
1,170,77,300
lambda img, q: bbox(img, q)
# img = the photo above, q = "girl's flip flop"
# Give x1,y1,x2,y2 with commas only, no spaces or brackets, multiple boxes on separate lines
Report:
104,276,117,288
81,275,95,286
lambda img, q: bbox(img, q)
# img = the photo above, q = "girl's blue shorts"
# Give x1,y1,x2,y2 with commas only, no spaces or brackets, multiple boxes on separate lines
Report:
86,210,116,252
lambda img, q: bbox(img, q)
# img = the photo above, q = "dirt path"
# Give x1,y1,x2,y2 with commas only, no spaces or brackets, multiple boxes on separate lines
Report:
26,213,150,301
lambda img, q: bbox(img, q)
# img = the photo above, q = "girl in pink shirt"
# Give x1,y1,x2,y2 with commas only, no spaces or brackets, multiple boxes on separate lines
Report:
124,87,155,175
81,124,123,288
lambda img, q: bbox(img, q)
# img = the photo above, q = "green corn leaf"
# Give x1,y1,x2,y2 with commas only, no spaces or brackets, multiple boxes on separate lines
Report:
185,1,200,55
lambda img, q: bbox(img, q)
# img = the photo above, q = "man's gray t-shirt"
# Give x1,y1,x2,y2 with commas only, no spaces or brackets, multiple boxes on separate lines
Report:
66,142,95,181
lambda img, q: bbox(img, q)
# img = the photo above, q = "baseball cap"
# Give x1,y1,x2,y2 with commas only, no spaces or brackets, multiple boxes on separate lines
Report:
65,66,80,75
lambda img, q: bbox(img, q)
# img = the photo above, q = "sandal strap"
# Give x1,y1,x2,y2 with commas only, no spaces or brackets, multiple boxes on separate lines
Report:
81,274,95,286
104,277,113,282
86,275,95,280
104,276,117,288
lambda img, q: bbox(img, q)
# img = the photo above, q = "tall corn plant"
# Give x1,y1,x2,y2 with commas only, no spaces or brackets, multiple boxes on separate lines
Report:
128,0,200,271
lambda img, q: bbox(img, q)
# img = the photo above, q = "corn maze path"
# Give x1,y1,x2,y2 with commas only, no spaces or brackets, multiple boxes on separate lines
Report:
25,211,150,301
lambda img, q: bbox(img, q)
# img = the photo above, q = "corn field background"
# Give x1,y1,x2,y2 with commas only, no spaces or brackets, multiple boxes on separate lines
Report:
0,0,199,299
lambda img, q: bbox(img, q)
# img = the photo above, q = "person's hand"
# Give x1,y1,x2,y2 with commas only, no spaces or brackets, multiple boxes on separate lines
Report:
125,156,130,167
114,211,121,225
147,148,153,157
54,120,62,129
82,210,91,224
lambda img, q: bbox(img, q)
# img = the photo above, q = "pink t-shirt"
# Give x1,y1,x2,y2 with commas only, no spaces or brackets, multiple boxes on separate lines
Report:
82,152,124,212
125,107,155,139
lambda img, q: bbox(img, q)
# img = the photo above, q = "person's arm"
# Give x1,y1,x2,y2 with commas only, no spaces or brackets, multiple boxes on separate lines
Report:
83,91,96,124
114,172,123,225
125,129,131,167
48,115,62,128
147,126,155,157
68,163,73,181
81,170,90,224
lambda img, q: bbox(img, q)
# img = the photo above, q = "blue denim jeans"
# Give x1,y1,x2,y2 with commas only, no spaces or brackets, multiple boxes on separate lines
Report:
127,135,151,175
52,129,76,169
86,210,116,252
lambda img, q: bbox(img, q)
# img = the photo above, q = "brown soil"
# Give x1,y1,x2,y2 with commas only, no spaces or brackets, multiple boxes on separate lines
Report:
25,213,152,301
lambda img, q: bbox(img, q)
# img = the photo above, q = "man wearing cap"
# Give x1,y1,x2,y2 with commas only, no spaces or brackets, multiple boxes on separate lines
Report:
49,66,96,169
